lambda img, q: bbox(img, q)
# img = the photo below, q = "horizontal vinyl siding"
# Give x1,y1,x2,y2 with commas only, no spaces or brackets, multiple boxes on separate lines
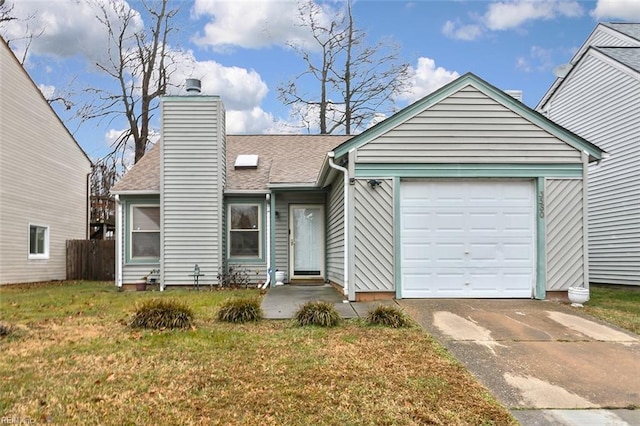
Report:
161,98,224,286
546,179,584,290
327,177,344,285
547,52,640,285
273,192,326,281
353,179,394,292
574,27,639,63
0,42,91,285
356,85,581,164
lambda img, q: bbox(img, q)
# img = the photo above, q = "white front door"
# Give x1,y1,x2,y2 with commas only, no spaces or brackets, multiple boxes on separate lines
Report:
290,205,325,279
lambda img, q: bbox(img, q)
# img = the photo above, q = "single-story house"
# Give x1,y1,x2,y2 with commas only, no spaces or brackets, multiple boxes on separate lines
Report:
111,73,603,301
537,22,640,286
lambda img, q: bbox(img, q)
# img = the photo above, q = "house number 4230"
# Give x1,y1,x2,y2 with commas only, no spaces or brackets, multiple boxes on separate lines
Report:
538,191,545,218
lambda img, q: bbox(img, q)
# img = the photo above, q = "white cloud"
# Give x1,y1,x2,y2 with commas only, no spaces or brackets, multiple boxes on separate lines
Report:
485,0,583,31
443,1,584,40
1,0,143,64
396,57,460,104
591,0,640,20
516,45,554,72
227,108,276,134
38,84,55,99
442,20,484,41
191,0,325,51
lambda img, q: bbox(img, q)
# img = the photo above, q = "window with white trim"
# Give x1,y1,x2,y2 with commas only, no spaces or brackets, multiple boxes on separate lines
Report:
28,224,49,259
131,206,160,259
228,204,261,258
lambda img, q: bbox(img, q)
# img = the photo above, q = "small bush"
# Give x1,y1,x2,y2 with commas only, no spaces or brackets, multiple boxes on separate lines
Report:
217,297,262,323
366,304,411,328
294,301,341,327
130,299,194,330
0,322,15,338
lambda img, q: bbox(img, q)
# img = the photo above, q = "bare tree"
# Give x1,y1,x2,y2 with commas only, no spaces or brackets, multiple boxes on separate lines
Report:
80,0,180,166
0,0,44,64
278,0,410,135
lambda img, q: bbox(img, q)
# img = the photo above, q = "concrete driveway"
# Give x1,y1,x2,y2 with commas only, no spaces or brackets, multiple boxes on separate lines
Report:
398,299,640,425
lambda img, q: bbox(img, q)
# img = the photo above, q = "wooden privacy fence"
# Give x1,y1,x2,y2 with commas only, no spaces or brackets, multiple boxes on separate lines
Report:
66,239,115,281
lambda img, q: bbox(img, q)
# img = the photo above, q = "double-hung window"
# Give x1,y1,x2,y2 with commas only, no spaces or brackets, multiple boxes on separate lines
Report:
228,204,261,258
130,206,160,260
28,224,49,259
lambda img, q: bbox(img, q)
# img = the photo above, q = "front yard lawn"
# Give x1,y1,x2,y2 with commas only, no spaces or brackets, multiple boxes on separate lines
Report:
0,281,515,425
584,284,640,335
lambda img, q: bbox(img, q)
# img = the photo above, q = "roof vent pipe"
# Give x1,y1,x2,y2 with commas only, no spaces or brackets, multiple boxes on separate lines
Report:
186,78,201,95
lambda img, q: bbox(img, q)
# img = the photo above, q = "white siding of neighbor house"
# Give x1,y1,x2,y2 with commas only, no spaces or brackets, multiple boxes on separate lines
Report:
327,177,345,286
356,85,582,164
352,179,394,292
273,192,325,282
546,179,584,290
544,51,640,285
573,26,639,65
160,97,225,286
0,40,91,285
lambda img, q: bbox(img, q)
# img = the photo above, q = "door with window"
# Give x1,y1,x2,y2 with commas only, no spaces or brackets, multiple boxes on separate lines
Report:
289,205,324,280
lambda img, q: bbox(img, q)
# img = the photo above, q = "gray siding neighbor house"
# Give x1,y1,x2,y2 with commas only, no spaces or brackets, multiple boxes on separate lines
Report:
537,23,640,286
0,38,92,285
112,73,603,301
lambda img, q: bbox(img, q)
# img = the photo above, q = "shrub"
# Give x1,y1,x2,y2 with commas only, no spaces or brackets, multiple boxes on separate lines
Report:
130,299,194,330
366,304,411,328
294,301,341,327
217,297,262,323
0,322,15,338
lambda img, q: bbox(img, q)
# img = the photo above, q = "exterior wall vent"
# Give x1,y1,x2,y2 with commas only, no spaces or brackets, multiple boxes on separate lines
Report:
505,90,523,102
186,79,201,95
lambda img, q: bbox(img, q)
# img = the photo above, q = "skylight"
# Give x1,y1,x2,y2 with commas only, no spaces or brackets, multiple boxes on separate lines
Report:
234,154,259,169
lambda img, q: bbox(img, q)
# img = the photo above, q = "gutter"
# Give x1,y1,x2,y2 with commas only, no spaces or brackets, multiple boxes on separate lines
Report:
327,152,349,298
115,195,123,288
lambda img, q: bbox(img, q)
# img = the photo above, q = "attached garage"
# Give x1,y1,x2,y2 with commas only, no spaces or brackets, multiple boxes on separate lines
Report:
327,73,604,301
400,180,535,298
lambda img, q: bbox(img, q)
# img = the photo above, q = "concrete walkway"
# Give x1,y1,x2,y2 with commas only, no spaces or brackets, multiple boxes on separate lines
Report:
398,299,640,426
261,284,395,319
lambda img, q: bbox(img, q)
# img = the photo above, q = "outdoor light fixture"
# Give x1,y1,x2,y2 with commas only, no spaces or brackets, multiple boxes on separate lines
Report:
367,179,382,189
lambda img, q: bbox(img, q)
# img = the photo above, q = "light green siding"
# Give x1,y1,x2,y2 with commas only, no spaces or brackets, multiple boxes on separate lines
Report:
327,176,345,286
352,179,394,292
546,179,585,290
160,97,225,286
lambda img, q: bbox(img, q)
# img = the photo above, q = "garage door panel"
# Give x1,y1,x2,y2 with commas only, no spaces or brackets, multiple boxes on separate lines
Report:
400,180,534,299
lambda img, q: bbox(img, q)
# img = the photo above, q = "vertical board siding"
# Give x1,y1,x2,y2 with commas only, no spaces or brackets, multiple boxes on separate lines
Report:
546,179,584,290
546,52,640,285
353,179,394,291
0,41,91,285
327,177,345,285
356,85,581,164
161,98,224,286
274,192,326,281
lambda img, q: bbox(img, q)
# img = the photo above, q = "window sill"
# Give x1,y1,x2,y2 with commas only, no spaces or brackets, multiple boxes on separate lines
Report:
28,254,49,260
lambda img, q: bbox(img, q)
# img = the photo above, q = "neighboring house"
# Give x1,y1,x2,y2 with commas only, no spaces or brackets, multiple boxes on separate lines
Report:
537,23,640,286
111,73,603,300
0,38,92,285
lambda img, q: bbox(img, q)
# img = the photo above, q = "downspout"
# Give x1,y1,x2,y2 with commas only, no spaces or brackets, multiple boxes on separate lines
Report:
327,152,349,298
115,195,123,288
261,193,272,290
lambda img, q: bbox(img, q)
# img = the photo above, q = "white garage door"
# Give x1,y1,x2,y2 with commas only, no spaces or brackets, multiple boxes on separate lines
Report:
400,180,534,298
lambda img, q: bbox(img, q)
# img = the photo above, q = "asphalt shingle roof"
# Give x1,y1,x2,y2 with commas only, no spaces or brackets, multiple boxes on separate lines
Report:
603,23,640,43
111,134,351,193
595,46,640,73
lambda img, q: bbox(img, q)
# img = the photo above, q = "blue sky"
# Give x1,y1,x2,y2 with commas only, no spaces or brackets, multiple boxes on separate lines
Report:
2,0,640,164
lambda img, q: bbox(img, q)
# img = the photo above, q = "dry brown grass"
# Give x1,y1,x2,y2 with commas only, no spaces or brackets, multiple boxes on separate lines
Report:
0,282,515,425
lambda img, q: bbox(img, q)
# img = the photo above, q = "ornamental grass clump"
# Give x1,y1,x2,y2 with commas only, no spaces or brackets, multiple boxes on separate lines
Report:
130,299,194,330
0,322,15,338
294,300,341,327
366,304,411,328
217,297,262,323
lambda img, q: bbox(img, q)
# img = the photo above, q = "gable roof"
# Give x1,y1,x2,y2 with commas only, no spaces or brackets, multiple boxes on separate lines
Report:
333,72,603,162
537,23,640,110
595,46,640,73
0,37,91,166
111,134,350,194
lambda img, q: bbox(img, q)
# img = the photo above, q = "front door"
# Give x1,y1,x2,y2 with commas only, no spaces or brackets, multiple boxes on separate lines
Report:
290,205,325,280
